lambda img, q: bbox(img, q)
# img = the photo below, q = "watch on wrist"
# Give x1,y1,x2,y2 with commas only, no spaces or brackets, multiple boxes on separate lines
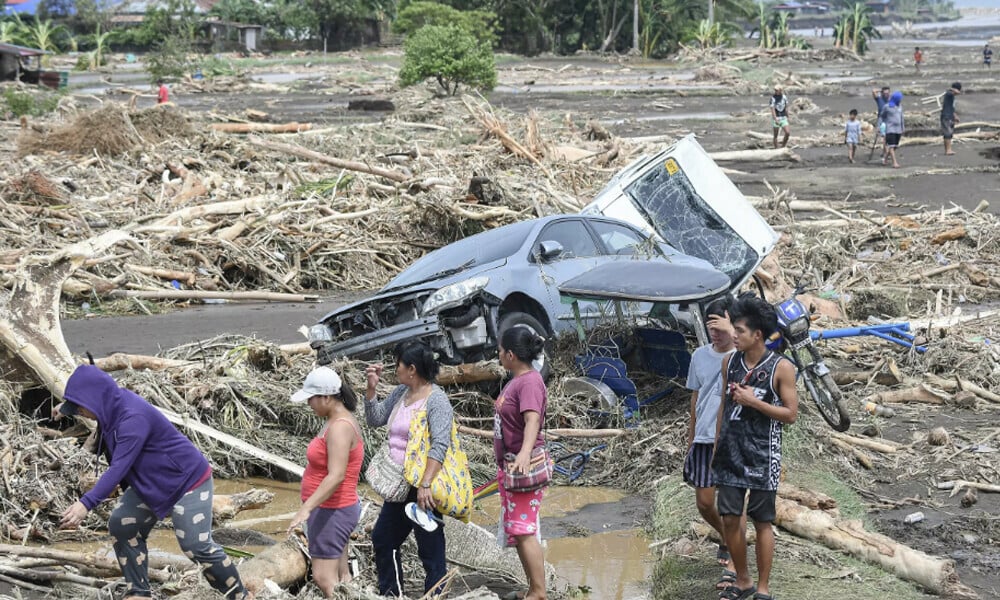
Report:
421,482,431,489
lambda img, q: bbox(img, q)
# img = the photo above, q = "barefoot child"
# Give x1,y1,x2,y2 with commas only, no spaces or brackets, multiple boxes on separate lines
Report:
845,109,862,163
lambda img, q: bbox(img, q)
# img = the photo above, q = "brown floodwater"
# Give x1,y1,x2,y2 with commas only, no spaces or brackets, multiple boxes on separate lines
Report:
54,480,652,599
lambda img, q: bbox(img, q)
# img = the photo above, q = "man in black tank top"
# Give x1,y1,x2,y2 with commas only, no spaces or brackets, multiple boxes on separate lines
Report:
711,298,799,600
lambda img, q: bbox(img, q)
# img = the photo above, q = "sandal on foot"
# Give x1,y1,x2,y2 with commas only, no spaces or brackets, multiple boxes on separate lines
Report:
716,570,737,591
753,594,774,600
719,585,757,600
716,545,731,565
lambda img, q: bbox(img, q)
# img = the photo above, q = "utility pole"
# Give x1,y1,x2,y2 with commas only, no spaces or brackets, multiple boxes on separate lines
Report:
708,0,715,25
633,0,639,53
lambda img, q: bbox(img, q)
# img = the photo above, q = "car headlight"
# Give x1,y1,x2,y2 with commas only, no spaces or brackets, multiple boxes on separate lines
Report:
422,276,489,315
786,316,810,337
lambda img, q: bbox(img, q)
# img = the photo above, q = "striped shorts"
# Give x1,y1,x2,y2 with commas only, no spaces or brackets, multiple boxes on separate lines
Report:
683,443,715,489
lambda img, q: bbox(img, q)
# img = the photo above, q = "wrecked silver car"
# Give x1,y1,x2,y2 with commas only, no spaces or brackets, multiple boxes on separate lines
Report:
309,215,719,368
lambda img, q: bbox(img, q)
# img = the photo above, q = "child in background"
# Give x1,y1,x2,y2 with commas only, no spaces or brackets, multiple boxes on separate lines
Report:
157,80,169,104
845,109,862,164
914,47,923,72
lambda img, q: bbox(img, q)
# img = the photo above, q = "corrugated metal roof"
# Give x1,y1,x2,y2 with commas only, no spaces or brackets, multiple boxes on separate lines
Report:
0,42,47,57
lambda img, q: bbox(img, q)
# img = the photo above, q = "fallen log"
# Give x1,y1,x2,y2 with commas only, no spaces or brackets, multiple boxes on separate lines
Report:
777,483,839,514
94,353,194,372
832,369,902,387
107,290,319,303
213,489,275,521
437,361,504,386
709,147,801,162
774,497,972,596
830,436,874,469
829,431,901,454
923,374,1000,404
865,384,951,406
0,544,172,582
246,136,410,184
210,122,312,134
936,480,1000,496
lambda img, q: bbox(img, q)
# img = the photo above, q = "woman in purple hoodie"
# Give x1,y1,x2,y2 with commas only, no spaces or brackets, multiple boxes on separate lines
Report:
55,365,250,600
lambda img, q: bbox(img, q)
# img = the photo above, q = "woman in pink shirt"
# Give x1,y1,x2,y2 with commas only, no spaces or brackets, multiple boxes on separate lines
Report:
495,326,549,600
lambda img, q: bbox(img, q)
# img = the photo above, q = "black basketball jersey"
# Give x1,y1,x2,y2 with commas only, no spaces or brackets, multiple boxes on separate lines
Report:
711,350,789,491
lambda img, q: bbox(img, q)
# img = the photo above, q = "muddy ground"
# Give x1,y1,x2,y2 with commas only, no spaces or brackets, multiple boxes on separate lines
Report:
3,17,999,600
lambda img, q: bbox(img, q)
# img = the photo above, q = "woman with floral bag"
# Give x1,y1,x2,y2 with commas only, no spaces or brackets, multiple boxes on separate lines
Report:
495,327,550,600
364,341,453,597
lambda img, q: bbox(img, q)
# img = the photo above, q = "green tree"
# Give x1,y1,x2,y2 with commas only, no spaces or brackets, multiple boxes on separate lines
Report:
399,24,496,95
1,20,22,44
393,2,498,46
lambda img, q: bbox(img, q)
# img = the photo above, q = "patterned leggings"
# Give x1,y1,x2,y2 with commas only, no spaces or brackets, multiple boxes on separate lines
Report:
109,479,246,599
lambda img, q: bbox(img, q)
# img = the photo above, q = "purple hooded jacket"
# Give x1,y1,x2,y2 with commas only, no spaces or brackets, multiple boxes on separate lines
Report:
65,365,210,518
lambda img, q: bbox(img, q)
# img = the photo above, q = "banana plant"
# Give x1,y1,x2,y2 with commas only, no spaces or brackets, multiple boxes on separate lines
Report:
21,18,68,66
89,24,114,70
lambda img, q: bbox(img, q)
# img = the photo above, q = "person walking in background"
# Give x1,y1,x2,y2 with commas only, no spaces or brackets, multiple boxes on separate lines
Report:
288,367,363,596
495,326,550,600
365,342,453,598
712,298,799,600
769,85,790,149
684,297,741,592
845,109,863,164
914,46,923,72
941,82,962,156
55,365,251,600
156,79,169,104
880,91,905,168
872,86,891,160
984,44,993,69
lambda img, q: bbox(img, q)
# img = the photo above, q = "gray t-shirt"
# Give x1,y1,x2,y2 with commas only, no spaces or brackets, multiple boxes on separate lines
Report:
845,120,862,144
685,344,735,444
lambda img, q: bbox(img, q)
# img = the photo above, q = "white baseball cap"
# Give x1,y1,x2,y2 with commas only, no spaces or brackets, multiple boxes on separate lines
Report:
290,367,342,403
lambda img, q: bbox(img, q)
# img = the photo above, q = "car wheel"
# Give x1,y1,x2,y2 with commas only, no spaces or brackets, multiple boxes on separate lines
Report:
497,311,552,381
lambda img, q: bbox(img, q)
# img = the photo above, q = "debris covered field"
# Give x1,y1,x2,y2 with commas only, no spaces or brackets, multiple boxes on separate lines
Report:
0,25,999,600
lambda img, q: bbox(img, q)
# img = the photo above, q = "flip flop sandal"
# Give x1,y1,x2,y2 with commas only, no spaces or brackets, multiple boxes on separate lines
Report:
717,545,732,565
716,570,737,591
718,585,757,600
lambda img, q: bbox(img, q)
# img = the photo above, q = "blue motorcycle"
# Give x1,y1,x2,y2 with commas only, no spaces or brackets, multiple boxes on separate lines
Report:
769,285,850,432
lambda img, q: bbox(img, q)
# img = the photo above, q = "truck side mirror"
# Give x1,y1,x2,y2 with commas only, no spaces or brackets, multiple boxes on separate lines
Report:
536,241,564,262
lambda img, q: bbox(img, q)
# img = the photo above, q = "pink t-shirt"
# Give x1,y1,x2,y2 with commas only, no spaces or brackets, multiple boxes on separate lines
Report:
388,397,426,465
493,370,547,465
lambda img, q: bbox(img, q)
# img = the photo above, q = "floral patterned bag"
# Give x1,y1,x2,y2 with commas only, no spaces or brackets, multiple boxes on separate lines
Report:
402,411,473,523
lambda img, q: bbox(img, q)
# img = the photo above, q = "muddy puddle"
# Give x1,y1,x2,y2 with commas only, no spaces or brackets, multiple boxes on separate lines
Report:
53,480,653,599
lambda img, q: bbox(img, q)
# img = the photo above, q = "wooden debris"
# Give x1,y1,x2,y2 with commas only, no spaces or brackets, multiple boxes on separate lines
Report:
210,122,312,134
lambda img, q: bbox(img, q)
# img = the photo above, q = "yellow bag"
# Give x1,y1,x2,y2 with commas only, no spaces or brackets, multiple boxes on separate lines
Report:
403,411,473,523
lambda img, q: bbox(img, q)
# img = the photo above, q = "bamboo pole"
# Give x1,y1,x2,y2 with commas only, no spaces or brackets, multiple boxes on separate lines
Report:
210,122,312,133
246,137,410,184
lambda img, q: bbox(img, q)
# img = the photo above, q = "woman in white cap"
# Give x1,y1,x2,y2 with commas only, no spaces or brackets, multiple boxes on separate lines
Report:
288,366,363,596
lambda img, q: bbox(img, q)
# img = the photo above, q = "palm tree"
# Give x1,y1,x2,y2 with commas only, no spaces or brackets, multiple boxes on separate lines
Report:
0,21,22,45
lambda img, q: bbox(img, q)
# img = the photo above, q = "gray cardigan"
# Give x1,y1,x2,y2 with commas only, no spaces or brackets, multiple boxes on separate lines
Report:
365,384,454,464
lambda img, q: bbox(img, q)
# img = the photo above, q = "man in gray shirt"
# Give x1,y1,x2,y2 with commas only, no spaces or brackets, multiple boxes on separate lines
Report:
684,296,739,589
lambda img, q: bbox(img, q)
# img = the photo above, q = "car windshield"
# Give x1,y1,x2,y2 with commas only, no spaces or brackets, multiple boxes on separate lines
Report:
381,220,536,292
624,161,758,284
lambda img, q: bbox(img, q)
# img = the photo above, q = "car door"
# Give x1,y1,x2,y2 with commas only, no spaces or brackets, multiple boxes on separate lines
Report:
530,218,608,331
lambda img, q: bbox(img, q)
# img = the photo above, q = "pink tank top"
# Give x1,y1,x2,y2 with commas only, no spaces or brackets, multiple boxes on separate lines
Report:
388,397,426,465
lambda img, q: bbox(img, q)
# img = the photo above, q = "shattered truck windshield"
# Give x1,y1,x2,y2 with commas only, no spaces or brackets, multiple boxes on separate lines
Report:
624,160,758,285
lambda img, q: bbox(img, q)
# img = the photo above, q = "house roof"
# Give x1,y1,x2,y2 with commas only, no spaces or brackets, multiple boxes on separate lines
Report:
3,0,45,14
0,42,47,57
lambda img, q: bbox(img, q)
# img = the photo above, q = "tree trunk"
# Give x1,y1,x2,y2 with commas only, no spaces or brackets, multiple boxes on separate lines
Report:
774,498,974,597
632,0,639,53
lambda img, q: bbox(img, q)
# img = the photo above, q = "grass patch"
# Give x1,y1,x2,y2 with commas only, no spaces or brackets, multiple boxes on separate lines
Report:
652,546,934,600
650,427,928,600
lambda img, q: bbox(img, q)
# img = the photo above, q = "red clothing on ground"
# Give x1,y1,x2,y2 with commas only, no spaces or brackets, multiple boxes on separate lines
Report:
157,84,169,104
301,419,363,509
